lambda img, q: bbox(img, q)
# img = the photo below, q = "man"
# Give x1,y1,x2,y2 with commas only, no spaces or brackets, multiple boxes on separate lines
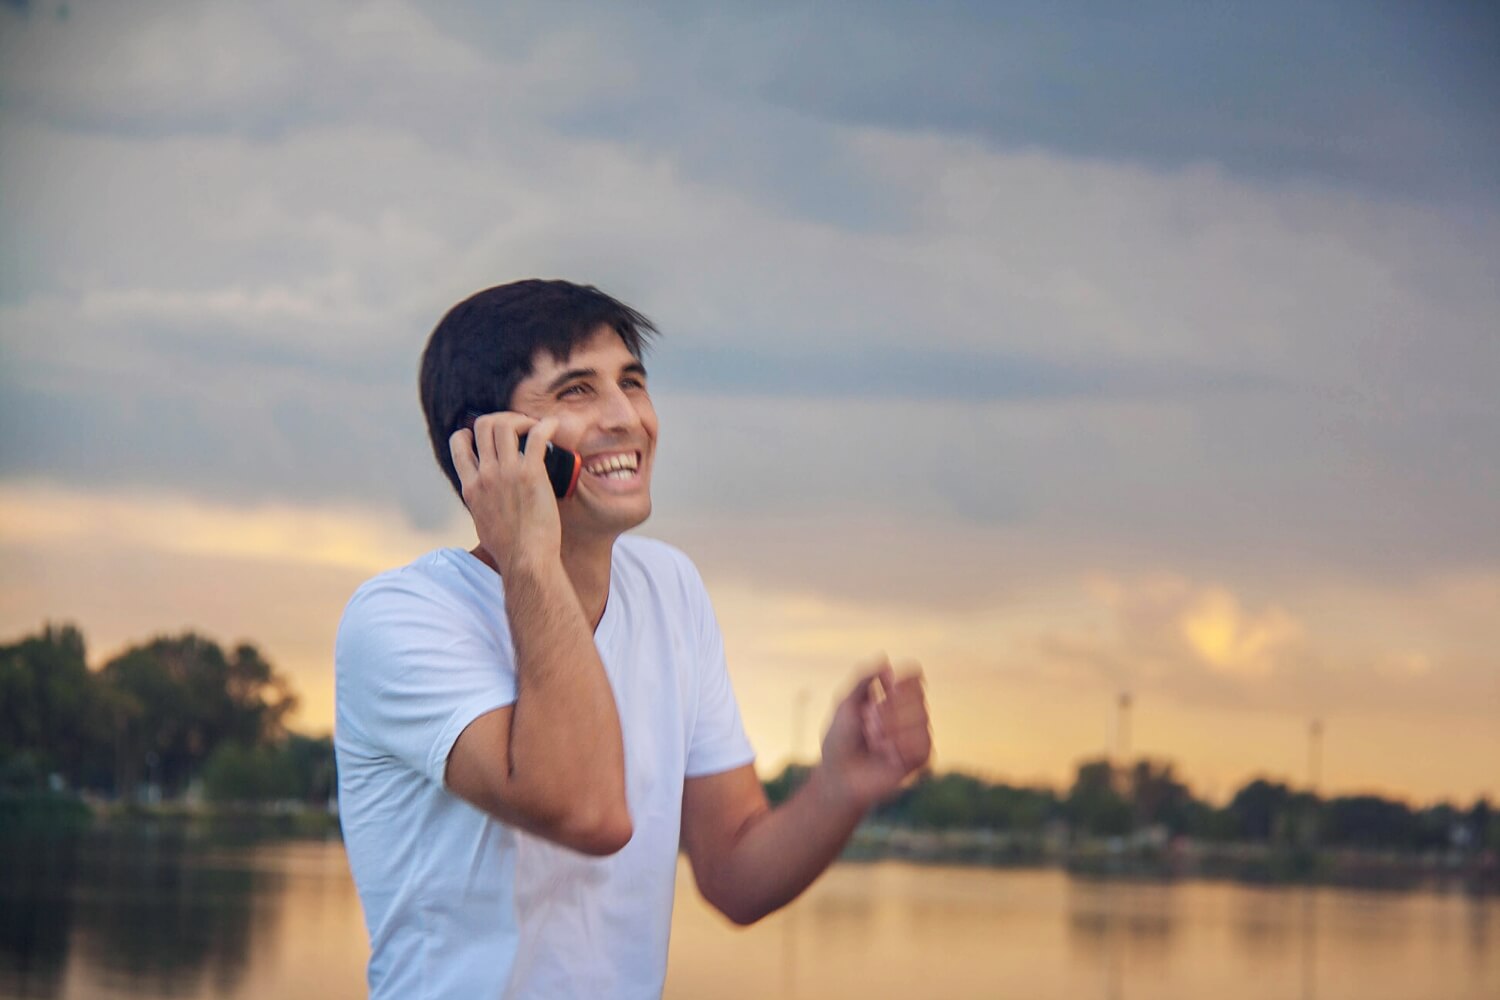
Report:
335,279,932,998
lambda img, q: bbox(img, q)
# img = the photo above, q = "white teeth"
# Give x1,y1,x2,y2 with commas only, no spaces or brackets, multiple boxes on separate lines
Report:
585,452,638,475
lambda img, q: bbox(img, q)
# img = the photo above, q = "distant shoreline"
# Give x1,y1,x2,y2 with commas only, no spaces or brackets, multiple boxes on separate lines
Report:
4,792,1494,896
846,823,1500,895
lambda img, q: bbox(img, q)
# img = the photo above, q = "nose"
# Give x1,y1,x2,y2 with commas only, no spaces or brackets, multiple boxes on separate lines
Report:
597,382,642,435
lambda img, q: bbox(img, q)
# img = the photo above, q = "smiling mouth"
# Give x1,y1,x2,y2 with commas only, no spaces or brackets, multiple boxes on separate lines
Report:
583,451,641,480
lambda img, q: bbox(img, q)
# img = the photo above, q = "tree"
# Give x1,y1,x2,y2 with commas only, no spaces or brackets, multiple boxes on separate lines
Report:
0,623,114,791
1470,798,1493,852
201,743,298,803
1322,796,1415,849
1228,778,1293,841
282,734,337,804
1066,758,1132,836
100,633,298,797
905,772,981,829
976,783,1057,832
1130,759,1193,832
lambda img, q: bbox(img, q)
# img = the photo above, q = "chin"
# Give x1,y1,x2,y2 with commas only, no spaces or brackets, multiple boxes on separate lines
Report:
569,497,652,539
617,499,652,532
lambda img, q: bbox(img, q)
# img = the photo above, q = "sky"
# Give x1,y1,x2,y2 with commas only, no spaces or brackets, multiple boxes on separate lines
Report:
2,0,1497,804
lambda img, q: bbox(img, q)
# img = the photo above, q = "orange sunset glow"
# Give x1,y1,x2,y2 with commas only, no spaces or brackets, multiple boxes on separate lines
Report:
2,473,1495,805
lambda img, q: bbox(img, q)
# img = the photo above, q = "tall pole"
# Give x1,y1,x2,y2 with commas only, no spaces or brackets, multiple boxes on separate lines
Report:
1308,719,1323,794
1117,692,1132,764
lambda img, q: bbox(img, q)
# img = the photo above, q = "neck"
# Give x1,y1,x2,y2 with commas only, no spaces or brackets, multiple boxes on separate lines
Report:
558,532,616,628
472,532,617,630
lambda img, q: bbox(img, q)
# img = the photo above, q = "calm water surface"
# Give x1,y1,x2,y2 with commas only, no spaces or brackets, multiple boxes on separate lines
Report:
1,832,1495,999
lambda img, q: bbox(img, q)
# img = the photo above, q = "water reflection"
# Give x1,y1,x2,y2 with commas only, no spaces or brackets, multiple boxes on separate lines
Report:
3,836,1498,1000
1,829,265,999
1067,880,1178,952
1470,898,1492,977
81,833,260,997
0,835,76,997
1302,888,1318,1000
1067,878,1177,998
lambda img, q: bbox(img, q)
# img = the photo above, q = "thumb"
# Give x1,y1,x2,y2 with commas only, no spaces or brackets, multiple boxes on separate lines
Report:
845,655,895,709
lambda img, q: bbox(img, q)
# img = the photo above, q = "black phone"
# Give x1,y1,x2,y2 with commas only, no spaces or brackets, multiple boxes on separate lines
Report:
465,411,582,499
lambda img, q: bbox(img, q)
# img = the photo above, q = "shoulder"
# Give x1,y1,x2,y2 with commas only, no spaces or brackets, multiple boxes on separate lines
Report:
342,548,483,611
336,549,498,660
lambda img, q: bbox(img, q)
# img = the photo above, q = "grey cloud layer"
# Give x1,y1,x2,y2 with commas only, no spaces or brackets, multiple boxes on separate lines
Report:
2,0,1497,587
415,1,1500,201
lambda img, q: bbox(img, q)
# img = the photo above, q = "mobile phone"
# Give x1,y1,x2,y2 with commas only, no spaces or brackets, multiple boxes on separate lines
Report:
465,411,582,499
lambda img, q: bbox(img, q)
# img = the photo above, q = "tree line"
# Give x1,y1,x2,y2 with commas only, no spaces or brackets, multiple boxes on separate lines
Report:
1,624,332,806
768,757,1497,854
3,622,1494,855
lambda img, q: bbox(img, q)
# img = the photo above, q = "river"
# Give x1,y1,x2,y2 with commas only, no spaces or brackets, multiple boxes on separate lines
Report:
1,831,1494,998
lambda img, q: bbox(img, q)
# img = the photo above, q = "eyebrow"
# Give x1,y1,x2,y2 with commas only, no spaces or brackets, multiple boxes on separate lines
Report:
544,361,648,394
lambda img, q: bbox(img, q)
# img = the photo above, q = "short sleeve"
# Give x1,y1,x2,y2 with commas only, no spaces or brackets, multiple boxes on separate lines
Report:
335,573,517,787
682,563,756,778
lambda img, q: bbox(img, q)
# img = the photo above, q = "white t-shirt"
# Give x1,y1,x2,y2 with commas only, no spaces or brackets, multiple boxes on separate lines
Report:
334,535,755,1000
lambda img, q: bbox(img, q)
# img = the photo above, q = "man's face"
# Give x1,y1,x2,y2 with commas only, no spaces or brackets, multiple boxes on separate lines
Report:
509,324,658,540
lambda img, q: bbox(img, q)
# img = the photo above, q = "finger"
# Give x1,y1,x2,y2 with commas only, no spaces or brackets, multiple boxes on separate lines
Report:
879,692,931,741
888,668,925,703
868,658,896,703
522,416,560,470
892,728,933,770
473,413,500,469
844,654,893,708
862,701,886,745
879,676,927,714
882,671,918,695
885,674,927,706
876,704,924,734
883,703,932,736
862,707,901,765
496,413,529,463
449,429,479,487
865,704,913,771
897,719,933,758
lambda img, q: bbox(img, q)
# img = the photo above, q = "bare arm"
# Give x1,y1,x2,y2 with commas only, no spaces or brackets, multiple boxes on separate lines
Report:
442,414,630,856
682,664,932,924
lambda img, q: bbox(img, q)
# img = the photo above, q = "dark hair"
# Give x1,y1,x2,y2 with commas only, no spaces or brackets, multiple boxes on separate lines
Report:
419,279,658,496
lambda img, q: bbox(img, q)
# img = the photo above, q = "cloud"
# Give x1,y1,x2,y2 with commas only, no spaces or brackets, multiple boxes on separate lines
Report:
0,480,453,573
1091,576,1304,679
0,2,304,131
1025,572,1500,723
0,0,630,139
738,3,1500,200
654,342,1268,403
5,107,1496,571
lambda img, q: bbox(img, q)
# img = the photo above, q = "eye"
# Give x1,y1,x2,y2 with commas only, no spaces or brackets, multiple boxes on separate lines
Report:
621,376,647,391
558,383,591,400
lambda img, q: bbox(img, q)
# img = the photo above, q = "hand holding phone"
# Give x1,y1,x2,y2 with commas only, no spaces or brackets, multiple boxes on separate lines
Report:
466,411,582,499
